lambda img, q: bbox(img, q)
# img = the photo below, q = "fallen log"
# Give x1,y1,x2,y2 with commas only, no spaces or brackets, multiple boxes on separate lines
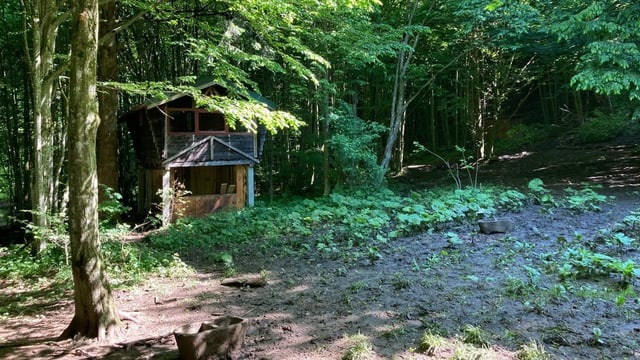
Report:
220,275,267,288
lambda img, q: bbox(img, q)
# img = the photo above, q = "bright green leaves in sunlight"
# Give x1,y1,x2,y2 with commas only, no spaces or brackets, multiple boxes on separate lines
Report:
195,95,304,134
552,0,640,101
572,42,640,101
225,0,332,85
484,0,504,11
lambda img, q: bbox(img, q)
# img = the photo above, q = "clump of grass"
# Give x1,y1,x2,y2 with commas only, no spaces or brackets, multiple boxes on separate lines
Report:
416,329,446,355
450,343,495,360
342,333,374,360
462,324,490,347
516,340,553,360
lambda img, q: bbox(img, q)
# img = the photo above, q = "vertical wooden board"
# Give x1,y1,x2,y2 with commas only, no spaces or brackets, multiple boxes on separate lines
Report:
188,166,215,196
137,168,145,213
235,165,246,208
145,169,163,211
204,167,215,194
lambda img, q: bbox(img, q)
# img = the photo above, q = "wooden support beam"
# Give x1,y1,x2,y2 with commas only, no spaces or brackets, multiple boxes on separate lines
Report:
235,165,246,208
247,165,255,207
162,167,171,225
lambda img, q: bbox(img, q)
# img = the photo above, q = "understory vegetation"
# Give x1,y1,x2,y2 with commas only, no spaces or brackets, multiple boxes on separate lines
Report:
2,179,639,358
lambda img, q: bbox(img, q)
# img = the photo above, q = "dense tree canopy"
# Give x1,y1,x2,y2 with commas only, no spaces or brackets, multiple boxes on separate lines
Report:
1,3,639,334
1,0,637,206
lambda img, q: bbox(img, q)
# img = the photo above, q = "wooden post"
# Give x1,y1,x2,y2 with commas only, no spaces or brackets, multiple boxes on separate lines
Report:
162,166,171,225
235,165,246,208
137,167,145,213
247,165,255,207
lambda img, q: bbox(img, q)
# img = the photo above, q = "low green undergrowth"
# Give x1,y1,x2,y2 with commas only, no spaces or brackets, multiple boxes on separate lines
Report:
147,185,528,264
1,179,623,321
527,178,611,212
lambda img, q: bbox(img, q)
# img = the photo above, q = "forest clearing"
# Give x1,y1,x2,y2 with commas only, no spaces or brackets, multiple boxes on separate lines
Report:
2,142,640,360
2,1,640,359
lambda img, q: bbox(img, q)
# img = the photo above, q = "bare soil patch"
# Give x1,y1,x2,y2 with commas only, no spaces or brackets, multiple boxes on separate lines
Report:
1,143,639,359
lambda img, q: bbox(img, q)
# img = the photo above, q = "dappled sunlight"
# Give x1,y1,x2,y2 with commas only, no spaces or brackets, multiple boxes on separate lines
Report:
498,150,535,161
397,143,640,191
285,284,311,294
4,169,640,358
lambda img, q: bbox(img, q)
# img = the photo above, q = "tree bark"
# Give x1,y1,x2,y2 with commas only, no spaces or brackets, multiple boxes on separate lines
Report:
97,0,119,202
22,0,66,253
379,39,409,180
62,0,120,340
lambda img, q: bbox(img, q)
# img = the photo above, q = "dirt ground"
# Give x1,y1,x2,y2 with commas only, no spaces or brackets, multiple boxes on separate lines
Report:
1,141,640,360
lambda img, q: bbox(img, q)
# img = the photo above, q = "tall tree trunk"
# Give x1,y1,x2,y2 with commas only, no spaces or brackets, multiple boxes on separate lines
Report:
378,0,420,183
22,0,70,252
62,0,120,340
97,0,119,202
379,40,409,177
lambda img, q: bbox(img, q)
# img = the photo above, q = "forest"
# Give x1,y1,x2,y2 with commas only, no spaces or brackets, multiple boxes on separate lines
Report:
1,0,640,359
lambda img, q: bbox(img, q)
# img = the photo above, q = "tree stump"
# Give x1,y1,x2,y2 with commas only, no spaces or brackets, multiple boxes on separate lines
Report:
173,316,248,360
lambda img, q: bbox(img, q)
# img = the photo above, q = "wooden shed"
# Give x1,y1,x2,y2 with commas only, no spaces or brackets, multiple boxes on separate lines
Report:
121,79,268,224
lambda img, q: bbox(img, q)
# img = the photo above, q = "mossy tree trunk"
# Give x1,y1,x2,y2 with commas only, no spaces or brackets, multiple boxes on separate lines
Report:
61,0,120,340
21,0,68,253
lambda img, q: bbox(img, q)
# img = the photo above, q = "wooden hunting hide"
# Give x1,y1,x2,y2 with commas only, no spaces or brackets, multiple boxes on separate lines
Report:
121,80,268,223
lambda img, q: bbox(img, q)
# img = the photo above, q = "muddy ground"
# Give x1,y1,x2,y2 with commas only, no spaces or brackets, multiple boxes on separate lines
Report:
1,141,639,360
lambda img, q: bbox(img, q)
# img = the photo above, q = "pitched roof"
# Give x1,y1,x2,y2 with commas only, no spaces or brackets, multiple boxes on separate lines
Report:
127,77,275,112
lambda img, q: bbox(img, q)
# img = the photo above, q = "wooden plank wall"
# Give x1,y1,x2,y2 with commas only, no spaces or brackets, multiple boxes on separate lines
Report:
166,133,255,163
173,194,239,220
139,169,164,213
140,165,248,219
173,166,235,195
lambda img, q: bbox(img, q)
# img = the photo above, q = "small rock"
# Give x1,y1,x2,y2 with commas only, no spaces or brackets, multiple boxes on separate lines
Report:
478,219,515,234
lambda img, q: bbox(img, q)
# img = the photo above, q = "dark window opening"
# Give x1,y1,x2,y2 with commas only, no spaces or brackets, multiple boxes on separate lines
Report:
168,96,193,108
200,112,226,132
169,110,195,132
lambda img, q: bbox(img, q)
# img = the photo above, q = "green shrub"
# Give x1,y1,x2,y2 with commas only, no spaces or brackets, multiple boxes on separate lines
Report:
327,104,386,189
563,185,609,212
527,178,557,208
576,110,626,144
496,123,557,153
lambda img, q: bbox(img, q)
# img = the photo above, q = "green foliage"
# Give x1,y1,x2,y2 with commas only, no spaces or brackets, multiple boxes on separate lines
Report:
327,105,386,189
196,94,304,134
552,1,640,101
342,333,374,360
496,124,558,153
412,144,480,189
528,179,610,212
396,187,525,234
622,210,640,229
101,241,195,287
98,185,131,227
461,324,489,347
416,329,446,355
0,245,70,284
144,185,525,270
576,110,626,144
19,210,70,262
516,340,553,360
505,266,540,298
0,246,71,317
527,178,556,207
563,185,609,212
558,247,640,285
